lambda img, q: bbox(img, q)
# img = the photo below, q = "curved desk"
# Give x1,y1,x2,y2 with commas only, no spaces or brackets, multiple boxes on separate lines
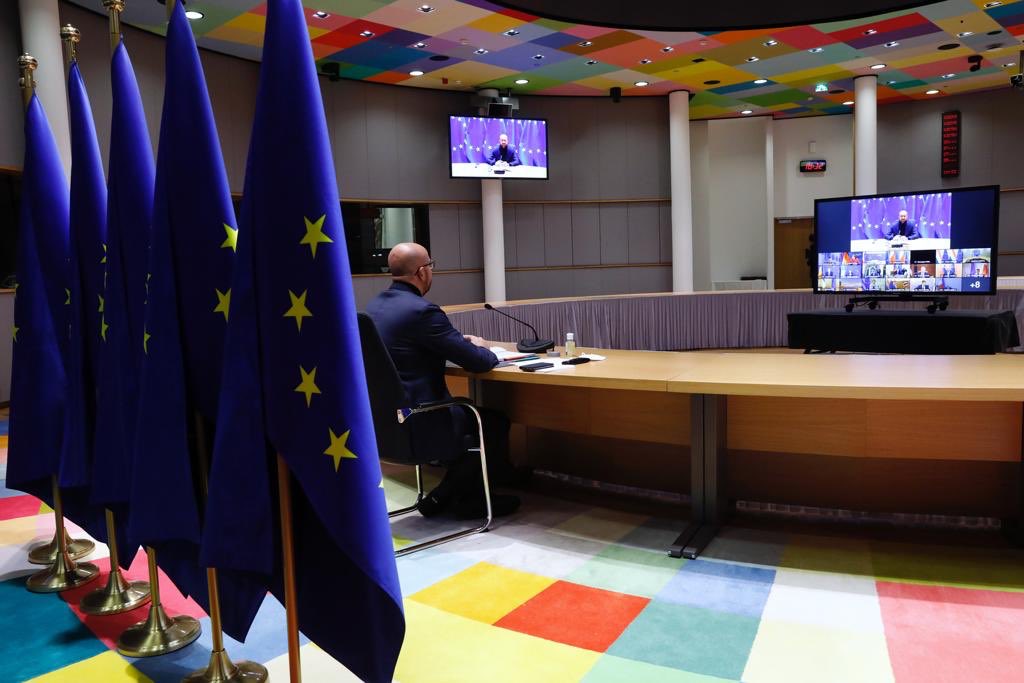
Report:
448,348,1024,558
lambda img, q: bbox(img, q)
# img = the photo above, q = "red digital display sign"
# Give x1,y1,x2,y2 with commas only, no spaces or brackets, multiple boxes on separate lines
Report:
799,159,827,172
941,110,960,178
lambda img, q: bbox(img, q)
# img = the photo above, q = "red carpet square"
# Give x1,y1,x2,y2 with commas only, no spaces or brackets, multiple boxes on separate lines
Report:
494,580,649,652
60,549,208,649
0,495,44,521
878,581,1024,683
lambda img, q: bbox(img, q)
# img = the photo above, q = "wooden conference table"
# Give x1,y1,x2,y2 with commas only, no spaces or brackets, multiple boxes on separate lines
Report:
447,347,1024,559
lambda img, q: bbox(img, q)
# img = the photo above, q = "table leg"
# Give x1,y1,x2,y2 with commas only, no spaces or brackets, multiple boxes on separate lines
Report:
669,394,708,558
669,394,727,559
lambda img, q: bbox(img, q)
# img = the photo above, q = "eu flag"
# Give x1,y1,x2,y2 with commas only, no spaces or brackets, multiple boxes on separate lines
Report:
91,38,154,544
7,96,69,505
201,0,404,679
129,1,265,638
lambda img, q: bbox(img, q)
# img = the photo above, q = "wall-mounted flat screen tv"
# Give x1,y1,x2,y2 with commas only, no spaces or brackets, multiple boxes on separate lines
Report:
448,115,548,180
813,185,999,295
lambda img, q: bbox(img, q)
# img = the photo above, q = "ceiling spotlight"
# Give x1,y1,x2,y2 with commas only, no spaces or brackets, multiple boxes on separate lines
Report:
957,31,974,38
887,80,897,85
586,59,598,65
753,78,768,84
870,63,887,70
926,89,940,94
1004,62,1016,68
359,30,374,38
474,48,488,55
808,47,824,53
986,43,1004,51
941,72,956,78
413,42,427,48
814,83,829,92
514,78,529,85
843,100,854,105
763,39,778,47
884,41,899,48
634,80,650,87
746,56,760,62
661,46,674,53
863,28,878,35
938,43,960,50
578,40,593,47
532,54,545,60
740,109,753,115
409,70,424,76
184,10,204,20
985,1,1002,6
312,10,330,19
639,58,652,64
418,4,435,12
504,29,520,36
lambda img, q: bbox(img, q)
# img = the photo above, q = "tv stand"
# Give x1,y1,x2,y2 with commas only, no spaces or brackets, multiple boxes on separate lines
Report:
844,294,949,314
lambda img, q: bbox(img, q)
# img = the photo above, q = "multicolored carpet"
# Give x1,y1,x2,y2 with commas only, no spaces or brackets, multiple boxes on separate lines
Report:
2,407,1024,682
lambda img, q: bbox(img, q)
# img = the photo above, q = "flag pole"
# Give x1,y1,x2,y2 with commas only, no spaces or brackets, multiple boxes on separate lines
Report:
277,455,302,683
185,413,268,683
18,52,100,594
61,21,151,615
116,546,201,656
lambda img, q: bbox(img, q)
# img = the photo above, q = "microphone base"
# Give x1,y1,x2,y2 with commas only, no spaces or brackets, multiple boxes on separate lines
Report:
517,339,555,354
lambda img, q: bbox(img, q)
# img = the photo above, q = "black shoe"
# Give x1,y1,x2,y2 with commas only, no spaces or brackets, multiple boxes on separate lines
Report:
416,493,449,518
453,493,521,520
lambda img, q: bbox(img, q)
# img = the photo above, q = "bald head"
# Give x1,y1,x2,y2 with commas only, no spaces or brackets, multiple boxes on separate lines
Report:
388,242,433,294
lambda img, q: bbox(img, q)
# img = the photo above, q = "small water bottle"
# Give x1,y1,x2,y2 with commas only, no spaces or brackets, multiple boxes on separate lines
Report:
564,332,576,358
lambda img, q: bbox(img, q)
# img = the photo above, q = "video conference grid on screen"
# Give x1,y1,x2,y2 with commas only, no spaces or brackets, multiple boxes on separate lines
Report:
814,186,999,294
448,115,549,179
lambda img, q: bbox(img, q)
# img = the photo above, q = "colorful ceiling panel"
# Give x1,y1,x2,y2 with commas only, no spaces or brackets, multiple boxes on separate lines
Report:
66,0,1024,119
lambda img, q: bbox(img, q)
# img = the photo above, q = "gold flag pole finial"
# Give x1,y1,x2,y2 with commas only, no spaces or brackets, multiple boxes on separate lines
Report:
103,0,125,53
60,24,81,66
18,54,37,108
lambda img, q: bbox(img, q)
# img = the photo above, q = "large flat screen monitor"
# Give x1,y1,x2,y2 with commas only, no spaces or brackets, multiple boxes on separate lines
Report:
449,115,548,180
814,185,999,295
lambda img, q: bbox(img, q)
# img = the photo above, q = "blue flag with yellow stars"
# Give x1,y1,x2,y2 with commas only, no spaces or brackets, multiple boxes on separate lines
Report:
7,95,69,505
91,37,154,546
200,0,404,678
129,1,265,639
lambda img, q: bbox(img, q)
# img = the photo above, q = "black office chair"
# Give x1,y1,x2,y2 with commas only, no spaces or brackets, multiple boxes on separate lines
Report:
357,313,493,557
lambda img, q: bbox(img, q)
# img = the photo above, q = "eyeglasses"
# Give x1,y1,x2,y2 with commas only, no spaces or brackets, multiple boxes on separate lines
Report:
417,259,436,272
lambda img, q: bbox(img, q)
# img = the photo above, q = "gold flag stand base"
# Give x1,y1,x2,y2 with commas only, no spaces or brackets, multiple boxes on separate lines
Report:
116,548,200,657
80,569,151,615
28,530,95,565
80,510,151,615
183,651,269,683
26,549,100,593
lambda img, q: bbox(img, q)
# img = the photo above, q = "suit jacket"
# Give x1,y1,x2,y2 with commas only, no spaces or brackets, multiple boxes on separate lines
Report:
885,219,920,240
366,281,498,460
487,144,521,166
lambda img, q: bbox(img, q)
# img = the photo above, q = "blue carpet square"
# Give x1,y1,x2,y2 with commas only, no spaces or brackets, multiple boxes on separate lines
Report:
655,558,775,618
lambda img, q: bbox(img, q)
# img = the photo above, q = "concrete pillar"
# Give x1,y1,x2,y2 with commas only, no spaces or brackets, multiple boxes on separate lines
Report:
18,0,71,177
854,75,877,196
481,178,506,302
668,90,694,292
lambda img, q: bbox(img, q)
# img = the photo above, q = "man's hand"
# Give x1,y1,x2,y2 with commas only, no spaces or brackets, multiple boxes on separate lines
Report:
464,334,487,347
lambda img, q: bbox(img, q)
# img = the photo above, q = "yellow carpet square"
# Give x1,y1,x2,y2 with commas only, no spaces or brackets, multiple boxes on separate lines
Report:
742,619,894,683
410,561,555,623
397,600,600,683
27,651,152,682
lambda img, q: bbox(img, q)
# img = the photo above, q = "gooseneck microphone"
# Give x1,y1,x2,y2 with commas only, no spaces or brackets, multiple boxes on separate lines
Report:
483,303,555,354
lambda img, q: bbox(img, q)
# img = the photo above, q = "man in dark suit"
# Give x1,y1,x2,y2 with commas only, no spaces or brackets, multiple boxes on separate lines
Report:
366,242,520,518
487,133,521,167
885,210,921,240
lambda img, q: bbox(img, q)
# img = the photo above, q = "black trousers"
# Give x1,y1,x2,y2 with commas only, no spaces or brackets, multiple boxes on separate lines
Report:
434,406,514,502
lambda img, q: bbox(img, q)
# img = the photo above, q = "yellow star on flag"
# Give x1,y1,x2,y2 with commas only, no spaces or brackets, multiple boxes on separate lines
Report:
221,223,238,252
97,295,104,313
214,288,231,322
294,366,321,407
100,316,109,341
12,325,18,342
324,428,357,471
300,215,332,259
283,289,312,331
143,328,151,354
64,288,71,305
100,243,107,264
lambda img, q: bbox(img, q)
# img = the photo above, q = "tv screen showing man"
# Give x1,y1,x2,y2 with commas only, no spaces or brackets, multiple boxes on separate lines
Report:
449,116,548,179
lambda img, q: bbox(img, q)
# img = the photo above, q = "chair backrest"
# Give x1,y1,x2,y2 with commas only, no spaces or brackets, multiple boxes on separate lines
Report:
357,313,415,465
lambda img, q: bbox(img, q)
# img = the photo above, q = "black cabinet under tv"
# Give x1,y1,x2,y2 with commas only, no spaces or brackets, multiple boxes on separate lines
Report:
787,309,1020,354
